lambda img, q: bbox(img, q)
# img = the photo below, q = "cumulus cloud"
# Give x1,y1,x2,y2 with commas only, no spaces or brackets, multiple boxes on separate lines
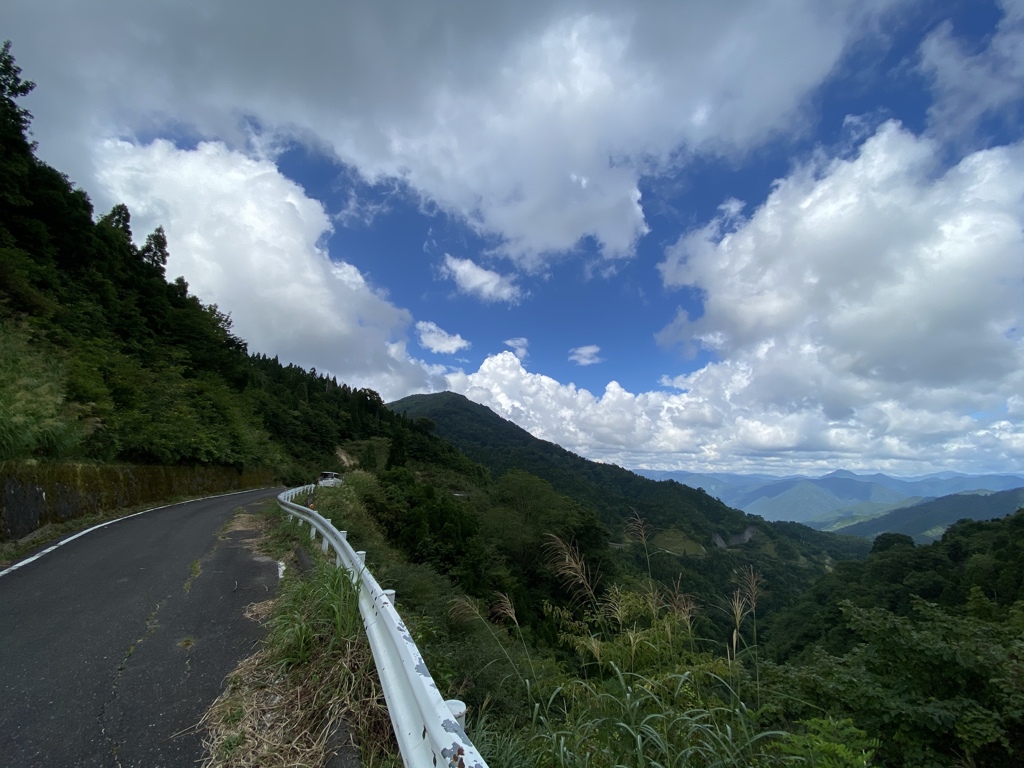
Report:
443,122,1024,473
441,255,523,304
569,345,604,366
920,0,1024,141
448,350,1024,475
416,321,470,354
504,338,530,360
9,0,903,267
657,121,1023,392
652,121,1024,468
95,138,446,401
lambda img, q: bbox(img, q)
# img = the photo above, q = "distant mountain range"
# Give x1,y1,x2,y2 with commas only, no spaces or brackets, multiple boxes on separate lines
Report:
635,468,1024,541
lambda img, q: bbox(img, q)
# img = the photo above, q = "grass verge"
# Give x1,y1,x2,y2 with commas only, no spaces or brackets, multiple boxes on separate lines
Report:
199,502,396,767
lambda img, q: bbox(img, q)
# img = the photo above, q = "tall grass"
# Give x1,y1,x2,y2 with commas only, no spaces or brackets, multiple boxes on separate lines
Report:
465,522,879,768
267,557,365,667
529,669,791,767
201,505,395,767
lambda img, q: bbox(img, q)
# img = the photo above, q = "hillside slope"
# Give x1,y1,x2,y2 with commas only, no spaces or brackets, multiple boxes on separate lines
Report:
840,487,1024,542
0,43,442,485
393,392,744,535
390,391,871,607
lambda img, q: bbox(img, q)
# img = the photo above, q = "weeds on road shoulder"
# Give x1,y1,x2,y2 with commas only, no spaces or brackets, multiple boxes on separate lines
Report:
200,502,395,768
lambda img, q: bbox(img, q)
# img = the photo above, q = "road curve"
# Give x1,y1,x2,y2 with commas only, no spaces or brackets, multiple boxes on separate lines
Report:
0,487,282,767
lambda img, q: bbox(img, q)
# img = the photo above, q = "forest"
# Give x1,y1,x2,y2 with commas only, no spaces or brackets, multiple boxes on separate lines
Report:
2,41,1022,766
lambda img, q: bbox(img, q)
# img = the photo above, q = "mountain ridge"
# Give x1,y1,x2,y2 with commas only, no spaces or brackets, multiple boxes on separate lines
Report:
635,467,1024,528
838,486,1024,542
390,391,870,567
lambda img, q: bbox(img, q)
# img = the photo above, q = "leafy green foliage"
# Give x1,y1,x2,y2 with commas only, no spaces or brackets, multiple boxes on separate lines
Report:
766,600,1023,767
324,474,884,767
779,719,879,768
763,510,1024,766
0,320,90,459
767,509,1024,660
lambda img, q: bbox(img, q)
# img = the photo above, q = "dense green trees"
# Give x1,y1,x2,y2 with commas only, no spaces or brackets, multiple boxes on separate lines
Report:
766,599,1023,767
767,510,1024,661
758,511,1024,766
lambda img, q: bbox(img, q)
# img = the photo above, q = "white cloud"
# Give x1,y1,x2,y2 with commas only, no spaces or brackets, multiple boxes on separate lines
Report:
416,321,470,354
335,189,392,228
8,0,903,267
94,138,447,401
920,0,1024,141
569,345,604,366
657,121,1024,394
443,122,1024,473
448,350,1024,475
441,255,523,304
504,337,529,360
652,121,1024,469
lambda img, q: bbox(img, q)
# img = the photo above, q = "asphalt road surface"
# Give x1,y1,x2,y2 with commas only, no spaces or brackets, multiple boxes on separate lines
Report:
0,487,282,767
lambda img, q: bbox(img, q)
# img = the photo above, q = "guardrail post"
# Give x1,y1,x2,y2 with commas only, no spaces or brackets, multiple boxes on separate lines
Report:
309,526,317,541
383,588,395,602
446,699,467,729
355,550,366,566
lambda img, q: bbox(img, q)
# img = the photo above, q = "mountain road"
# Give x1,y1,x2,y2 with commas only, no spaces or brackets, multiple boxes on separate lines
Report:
0,487,282,767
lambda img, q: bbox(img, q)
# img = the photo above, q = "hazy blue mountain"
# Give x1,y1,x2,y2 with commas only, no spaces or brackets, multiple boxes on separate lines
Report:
838,487,1024,542
633,469,1024,525
804,498,927,531
819,470,1024,498
743,481,865,524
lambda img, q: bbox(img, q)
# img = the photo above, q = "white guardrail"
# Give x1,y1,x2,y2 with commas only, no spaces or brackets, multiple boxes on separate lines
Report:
277,486,489,768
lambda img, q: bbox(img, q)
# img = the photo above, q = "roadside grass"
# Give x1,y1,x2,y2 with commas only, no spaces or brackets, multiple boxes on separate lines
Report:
200,501,396,768
316,475,563,726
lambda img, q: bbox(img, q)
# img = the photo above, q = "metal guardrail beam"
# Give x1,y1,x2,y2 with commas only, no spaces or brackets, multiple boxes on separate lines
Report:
277,486,488,768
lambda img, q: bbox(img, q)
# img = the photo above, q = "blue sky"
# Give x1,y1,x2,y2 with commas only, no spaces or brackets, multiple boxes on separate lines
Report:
7,0,1024,474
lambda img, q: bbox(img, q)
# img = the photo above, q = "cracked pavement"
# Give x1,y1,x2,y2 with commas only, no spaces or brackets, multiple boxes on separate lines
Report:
0,487,281,767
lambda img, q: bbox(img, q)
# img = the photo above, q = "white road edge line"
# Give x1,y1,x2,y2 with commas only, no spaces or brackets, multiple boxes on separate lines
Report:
0,487,274,579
